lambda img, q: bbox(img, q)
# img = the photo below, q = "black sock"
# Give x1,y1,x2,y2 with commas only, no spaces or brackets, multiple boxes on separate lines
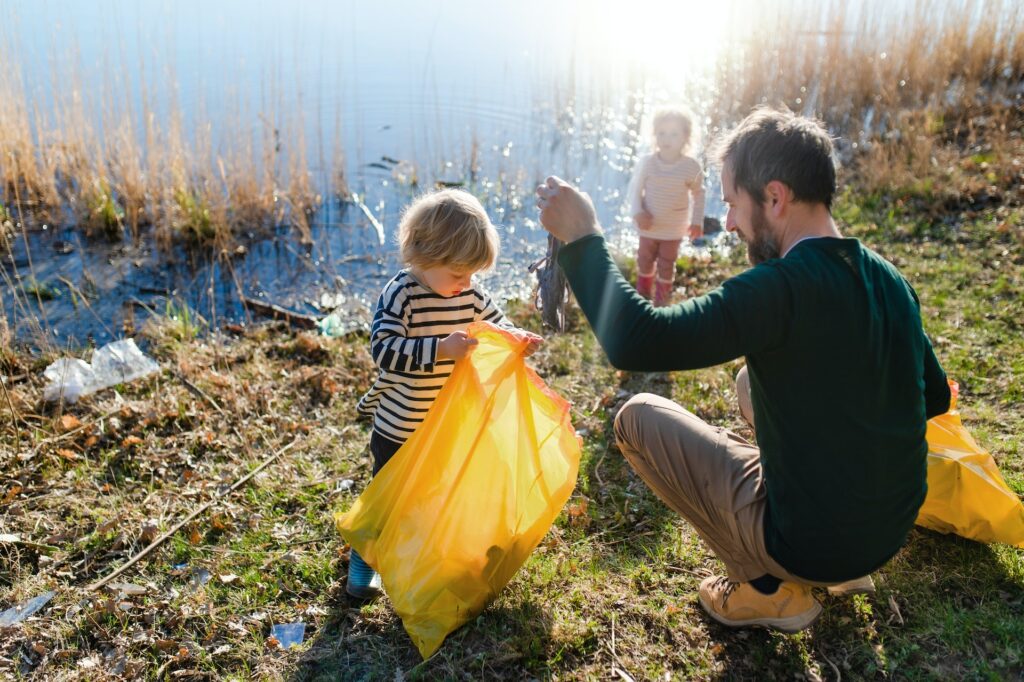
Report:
749,573,782,595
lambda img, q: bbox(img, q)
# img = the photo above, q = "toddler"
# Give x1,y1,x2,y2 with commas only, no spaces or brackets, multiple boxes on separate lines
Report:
348,188,542,599
627,106,706,306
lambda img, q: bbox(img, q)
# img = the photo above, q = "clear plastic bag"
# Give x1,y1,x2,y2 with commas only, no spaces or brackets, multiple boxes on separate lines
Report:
43,338,160,403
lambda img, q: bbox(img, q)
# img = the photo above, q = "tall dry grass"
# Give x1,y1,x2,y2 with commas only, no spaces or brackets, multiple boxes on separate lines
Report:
709,0,1024,139
0,21,330,247
0,0,1021,248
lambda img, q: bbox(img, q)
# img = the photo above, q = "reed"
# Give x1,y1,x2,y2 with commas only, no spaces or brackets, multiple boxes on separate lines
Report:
709,0,1023,137
0,0,1020,249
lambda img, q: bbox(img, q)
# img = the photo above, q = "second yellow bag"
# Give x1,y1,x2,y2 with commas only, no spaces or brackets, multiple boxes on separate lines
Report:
335,321,581,658
916,382,1024,547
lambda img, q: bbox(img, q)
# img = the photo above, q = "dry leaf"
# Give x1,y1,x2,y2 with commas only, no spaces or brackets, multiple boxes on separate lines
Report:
140,521,159,543
121,435,144,448
154,639,177,652
56,448,79,460
218,573,239,584
567,498,589,517
189,527,202,545
3,485,23,504
59,415,81,432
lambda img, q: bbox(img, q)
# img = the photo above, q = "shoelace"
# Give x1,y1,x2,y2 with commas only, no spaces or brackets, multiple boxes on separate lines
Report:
712,576,740,608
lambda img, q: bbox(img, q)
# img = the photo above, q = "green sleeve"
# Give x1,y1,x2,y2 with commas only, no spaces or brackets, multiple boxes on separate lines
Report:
557,234,790,371
922,337,951,418
906,280,951,418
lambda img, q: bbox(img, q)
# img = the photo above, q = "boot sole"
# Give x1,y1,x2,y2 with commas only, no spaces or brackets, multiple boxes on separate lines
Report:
698,594,822,633
346,584,382,600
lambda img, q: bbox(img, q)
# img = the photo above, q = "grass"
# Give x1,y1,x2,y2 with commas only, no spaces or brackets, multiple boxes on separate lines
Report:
1,141,1022,679
0,1,1022,673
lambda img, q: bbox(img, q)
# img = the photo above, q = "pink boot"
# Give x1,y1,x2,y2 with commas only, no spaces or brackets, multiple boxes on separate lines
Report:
654,277,673,306
636,272,654,299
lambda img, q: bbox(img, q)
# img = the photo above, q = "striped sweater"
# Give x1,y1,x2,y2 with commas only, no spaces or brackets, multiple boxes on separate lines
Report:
356,269,513,443
627,153,706,241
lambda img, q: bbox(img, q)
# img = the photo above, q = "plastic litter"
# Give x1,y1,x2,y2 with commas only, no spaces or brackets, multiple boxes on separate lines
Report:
43,338,160,403
0,591,55,626
270,622,305,648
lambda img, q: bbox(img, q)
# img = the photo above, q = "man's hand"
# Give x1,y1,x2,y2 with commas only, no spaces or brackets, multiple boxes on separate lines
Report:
634,211,654,231
437,331,478,360
688,223,703,241
535,176,601,243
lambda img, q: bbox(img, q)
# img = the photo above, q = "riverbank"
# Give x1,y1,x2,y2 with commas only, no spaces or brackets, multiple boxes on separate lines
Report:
2,120,1022,678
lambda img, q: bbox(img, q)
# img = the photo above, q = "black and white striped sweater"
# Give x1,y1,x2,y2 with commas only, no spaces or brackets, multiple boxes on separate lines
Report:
356,269,512,443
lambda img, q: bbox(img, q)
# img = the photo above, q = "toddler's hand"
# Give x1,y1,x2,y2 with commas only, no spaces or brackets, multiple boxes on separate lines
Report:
437,331,478,360
515,331,544,357
688,223,703,241
634,211,654,231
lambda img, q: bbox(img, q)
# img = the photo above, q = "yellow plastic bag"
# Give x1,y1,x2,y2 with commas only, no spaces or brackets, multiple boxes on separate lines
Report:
916,382,1024,547
335,321,581,658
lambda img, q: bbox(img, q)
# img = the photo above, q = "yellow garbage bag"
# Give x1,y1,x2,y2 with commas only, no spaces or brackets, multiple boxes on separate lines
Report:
335,321,582,658
916,381,1024,547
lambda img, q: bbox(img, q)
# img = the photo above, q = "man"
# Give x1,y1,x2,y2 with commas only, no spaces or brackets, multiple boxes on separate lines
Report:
535,108,950,632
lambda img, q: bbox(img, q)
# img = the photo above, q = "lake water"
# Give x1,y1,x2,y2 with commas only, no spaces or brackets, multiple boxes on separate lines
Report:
2,0,742,346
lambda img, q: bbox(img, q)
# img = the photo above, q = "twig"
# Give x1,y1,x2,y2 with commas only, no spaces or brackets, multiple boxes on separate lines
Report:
171,371,226,417
348,192,385,245
0,369,22,448
820,651,841,682
240,296,318,330
594,442,611,489
87,437,298,591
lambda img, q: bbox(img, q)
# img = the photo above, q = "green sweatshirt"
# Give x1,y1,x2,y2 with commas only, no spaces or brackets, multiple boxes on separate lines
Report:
559,234,950,581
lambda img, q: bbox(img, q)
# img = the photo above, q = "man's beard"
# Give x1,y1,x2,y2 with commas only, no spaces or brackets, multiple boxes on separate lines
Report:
746,204,781,265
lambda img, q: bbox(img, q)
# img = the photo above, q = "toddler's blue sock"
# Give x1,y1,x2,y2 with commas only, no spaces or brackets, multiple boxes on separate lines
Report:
346,549,382,599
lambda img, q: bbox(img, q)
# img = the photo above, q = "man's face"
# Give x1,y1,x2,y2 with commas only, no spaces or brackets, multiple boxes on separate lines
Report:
722,162,781,266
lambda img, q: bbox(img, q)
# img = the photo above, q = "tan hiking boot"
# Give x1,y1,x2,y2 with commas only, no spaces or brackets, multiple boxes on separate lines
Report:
826,575,876,596
698,575,822,633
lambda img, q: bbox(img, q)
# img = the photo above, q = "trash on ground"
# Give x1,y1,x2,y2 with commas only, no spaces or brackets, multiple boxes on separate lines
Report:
270,622,305,649
0,591,56,626
105,583,148,596
43,338,159,403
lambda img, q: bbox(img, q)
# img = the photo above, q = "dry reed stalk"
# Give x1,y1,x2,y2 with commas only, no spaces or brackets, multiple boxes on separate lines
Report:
709,0,1023,140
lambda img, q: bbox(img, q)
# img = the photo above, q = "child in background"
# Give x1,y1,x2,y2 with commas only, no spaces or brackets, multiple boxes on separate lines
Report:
627,106,706,306
348,188,542,599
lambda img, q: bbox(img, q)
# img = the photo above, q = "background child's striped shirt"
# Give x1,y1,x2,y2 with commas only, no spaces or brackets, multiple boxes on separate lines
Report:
628,153,706,241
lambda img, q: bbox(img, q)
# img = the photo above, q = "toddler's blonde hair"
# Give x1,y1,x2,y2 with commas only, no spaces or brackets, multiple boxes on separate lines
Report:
651,106,699,156
398,188,499,271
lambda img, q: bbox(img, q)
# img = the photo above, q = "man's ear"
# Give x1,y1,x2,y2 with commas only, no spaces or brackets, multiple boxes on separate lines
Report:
764,180,791,218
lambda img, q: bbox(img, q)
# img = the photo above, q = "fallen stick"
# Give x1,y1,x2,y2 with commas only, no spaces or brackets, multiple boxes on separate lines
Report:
87,437,298,592
240,296,318,330
171,370,227,417
348,193,386,245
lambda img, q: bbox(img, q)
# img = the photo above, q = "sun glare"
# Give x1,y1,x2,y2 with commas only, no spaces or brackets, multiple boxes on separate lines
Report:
577,0,743,88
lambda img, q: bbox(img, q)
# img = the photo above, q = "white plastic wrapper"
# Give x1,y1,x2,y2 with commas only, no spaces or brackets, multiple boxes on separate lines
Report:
43,338,160,403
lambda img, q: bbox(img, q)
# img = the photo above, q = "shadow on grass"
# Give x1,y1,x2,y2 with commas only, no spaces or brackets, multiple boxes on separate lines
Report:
705,528,1024,680
288,591,554,681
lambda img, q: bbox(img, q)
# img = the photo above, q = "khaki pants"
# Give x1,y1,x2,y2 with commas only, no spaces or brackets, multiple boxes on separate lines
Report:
613,367,831,585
